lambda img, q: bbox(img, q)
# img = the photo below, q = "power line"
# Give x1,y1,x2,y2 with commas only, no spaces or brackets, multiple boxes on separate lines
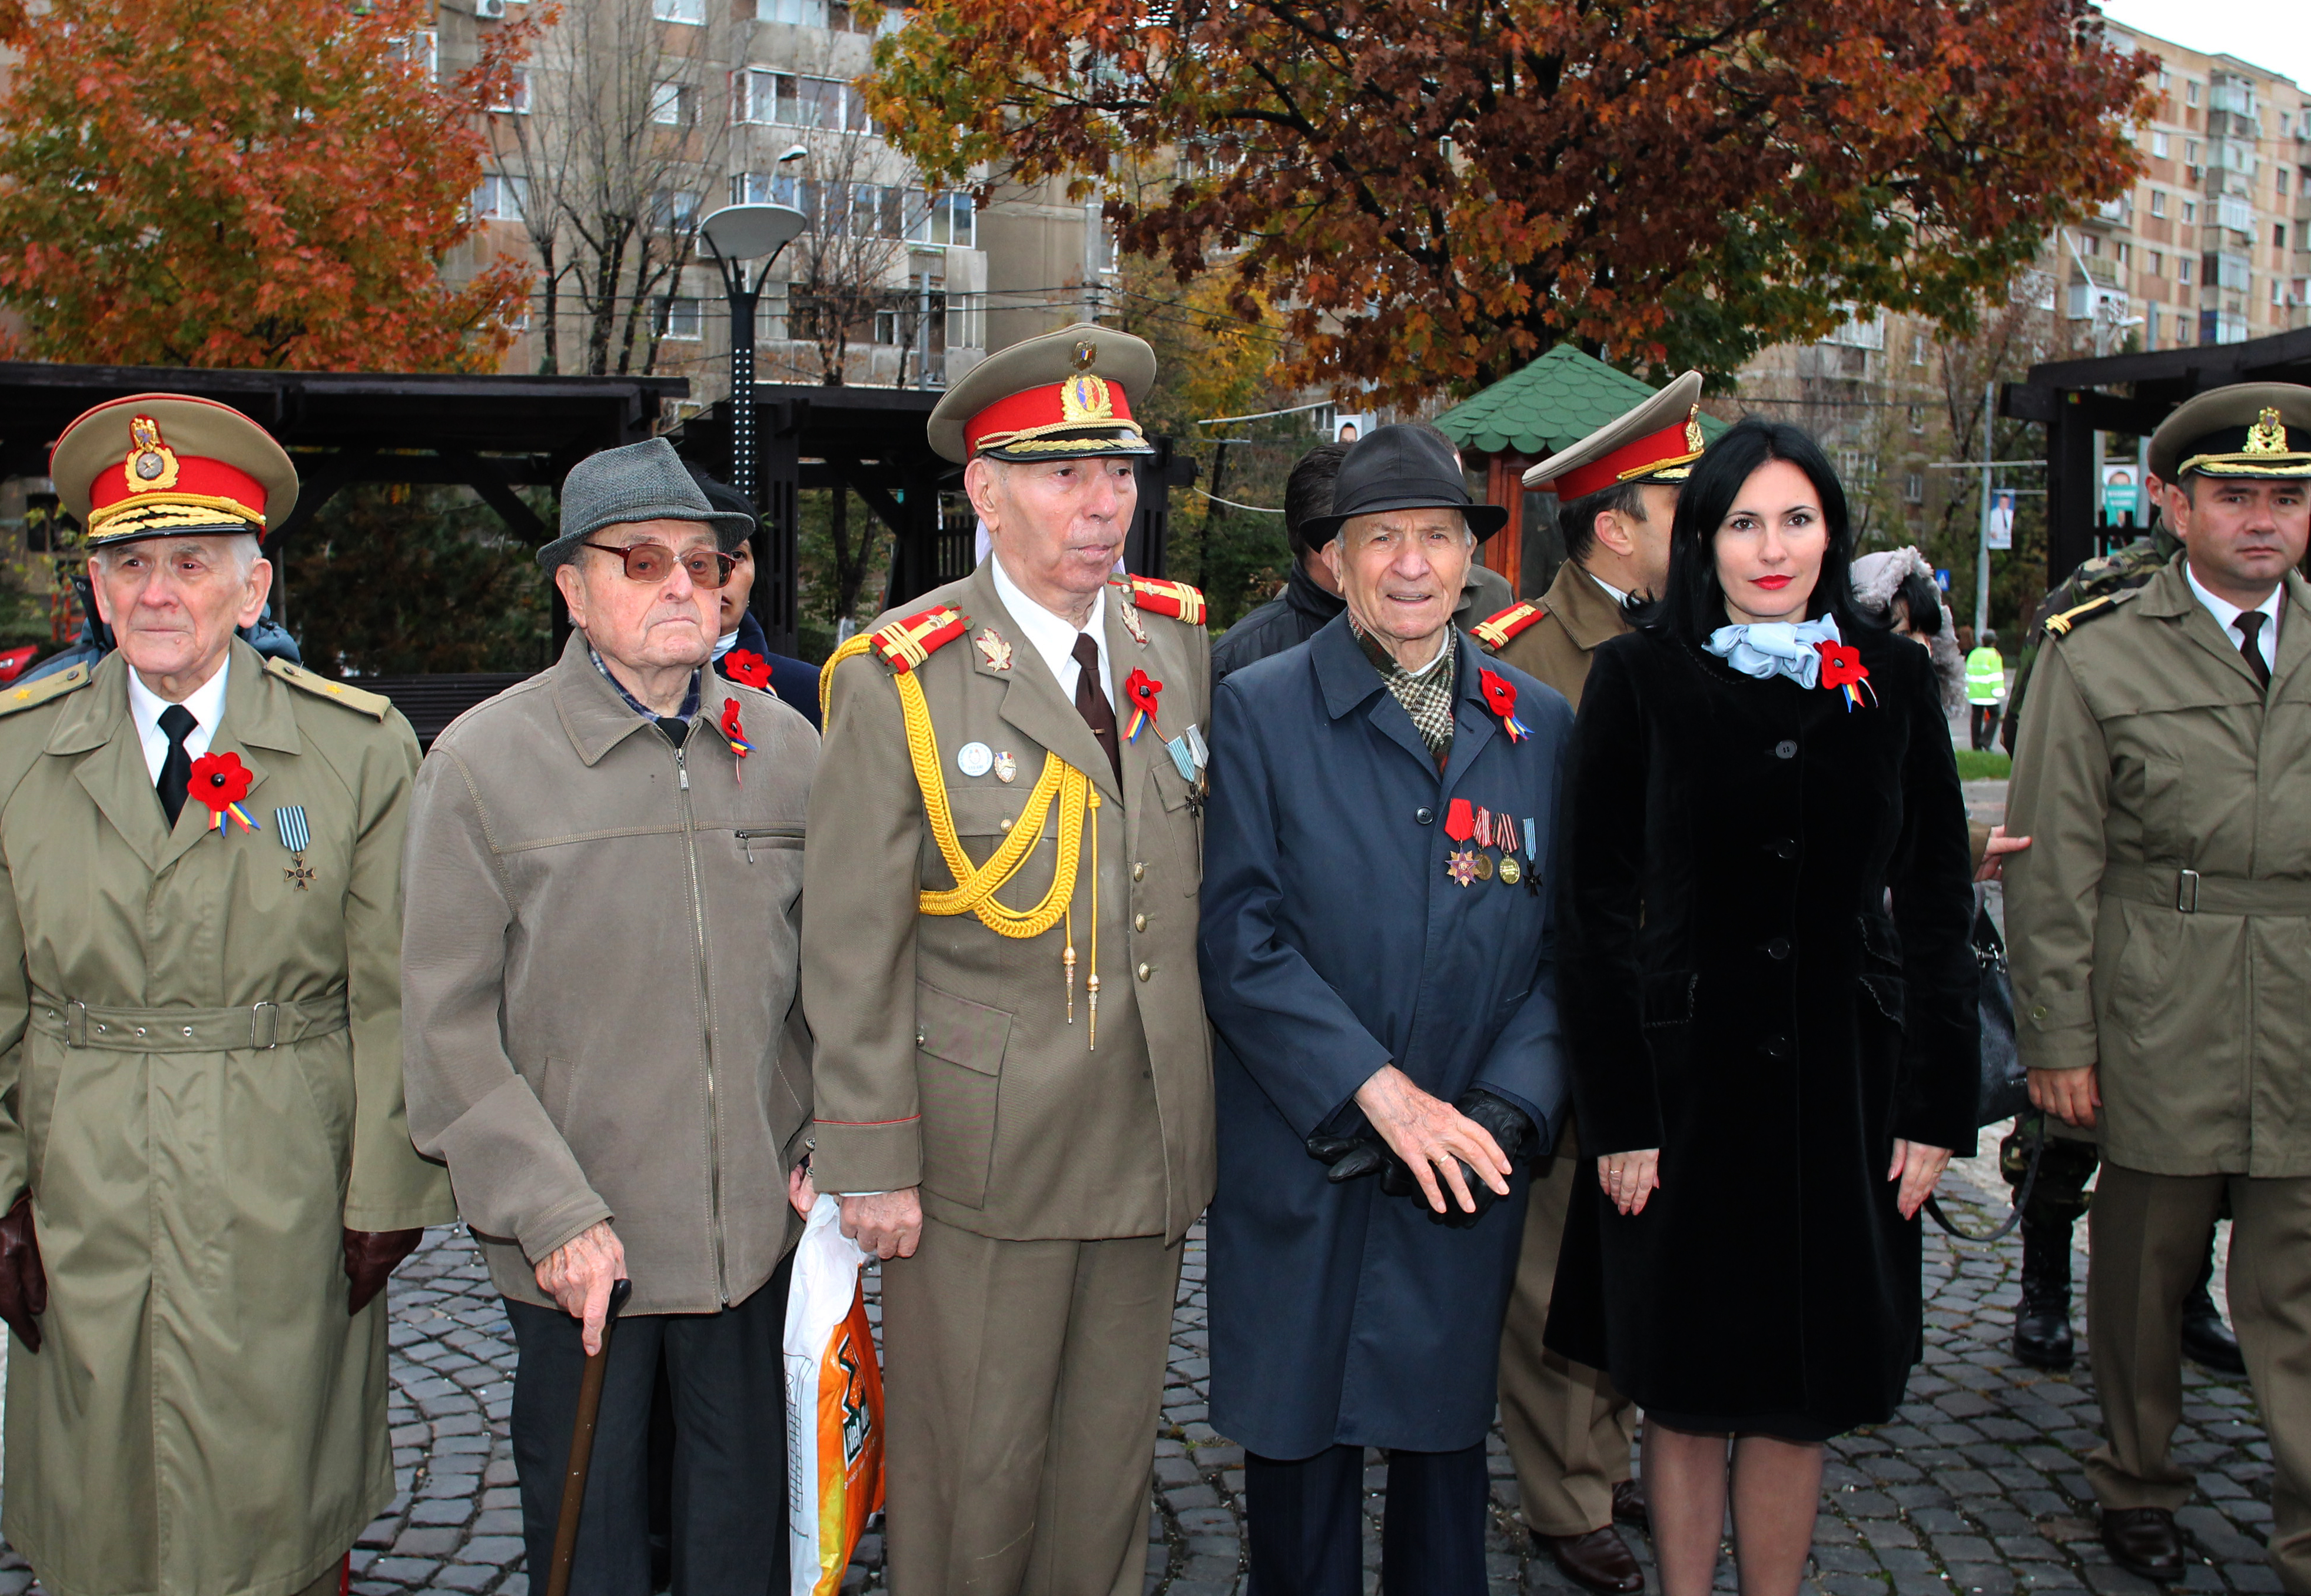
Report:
1193,487,1286,514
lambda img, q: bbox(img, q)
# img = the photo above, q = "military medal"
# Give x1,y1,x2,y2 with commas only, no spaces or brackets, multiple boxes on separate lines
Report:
1444,798,1479,886
957,741,994,778
1495,810,1521,885
974,627,1014,672
188,751,259,834
1472,852,1495,880
275,805,315,890
994,750,1018,783
1497,855,1522,886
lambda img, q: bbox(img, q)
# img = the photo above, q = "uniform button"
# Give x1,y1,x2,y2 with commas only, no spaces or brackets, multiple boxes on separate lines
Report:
917,1032,927,1046
1131,862,1146,882
1765,938,1791,960
2031,1005,2047,1021
1774,740,1798,760
1136,962,1152,982
1416,807,1436,825
135,1026,148,1038
1773,838,1797,860
1000,817,1012,830
1764,1034,1792,1059
181,1027,194,1038
1134,913,1147,932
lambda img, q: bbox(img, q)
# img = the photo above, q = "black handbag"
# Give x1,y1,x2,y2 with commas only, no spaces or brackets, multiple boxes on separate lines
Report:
1925,889,2043,1243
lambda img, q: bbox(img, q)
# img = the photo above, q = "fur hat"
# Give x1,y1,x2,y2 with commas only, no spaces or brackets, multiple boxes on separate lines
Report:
1850,548,1964,717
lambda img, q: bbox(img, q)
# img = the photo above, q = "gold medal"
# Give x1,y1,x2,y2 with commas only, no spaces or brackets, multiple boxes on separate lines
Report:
1497,855,1522,886
1472,852,1495,881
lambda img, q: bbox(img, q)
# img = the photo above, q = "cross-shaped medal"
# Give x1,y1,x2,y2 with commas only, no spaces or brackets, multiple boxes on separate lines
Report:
284,853,315,892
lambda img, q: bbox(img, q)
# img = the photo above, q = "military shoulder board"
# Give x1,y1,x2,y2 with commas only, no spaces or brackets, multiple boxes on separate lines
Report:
1471,600,1547,652
1127,576,1207,626
0,661,92,717
2041,591,2131,640
870,606,967,672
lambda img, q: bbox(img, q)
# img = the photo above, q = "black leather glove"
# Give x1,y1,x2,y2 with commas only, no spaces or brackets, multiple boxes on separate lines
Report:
0,1192,47,1353
344,1228,424,1316
1420,1090,1538,1229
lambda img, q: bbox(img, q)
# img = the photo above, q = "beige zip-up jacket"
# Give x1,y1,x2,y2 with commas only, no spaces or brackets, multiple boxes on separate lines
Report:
401,634,817,1314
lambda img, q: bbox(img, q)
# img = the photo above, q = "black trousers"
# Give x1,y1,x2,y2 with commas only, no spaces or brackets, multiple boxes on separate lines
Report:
1969,703,1999,751
506,1257,791,1596
1245,1442,1489,1596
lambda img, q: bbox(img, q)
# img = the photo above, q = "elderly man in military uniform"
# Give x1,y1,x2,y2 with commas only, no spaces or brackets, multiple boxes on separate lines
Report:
1464,374,1701,1594
0,395,452,1596
2007,382,2311,1594
803,324,1214,1596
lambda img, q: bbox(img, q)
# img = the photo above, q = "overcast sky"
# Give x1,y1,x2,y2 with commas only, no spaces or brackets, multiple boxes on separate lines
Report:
2101,0,2311,88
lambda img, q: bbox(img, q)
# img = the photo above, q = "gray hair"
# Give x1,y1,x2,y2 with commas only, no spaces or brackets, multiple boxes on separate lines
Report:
91,532,263,580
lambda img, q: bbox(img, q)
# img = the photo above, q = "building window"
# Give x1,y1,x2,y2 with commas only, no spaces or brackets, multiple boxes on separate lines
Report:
2183,200,2197,224
922,189,975,248
2114,242,2131,267
2152,131,2170,159
758,0,831,23
650,189,700,232
2187,80,2200,106
2150,189,2167,217
659,297,704,340
2278,223,2289,249
2148,250,2164,277
654,0,706,21
1907,405,1924,434
2186,139,2200,165
489,66,531,115
1909,333,1927,366
736,68,872,132
2280,167,2292,197
650,82,693,126
1903,472,1924,505
474,173,528,221
2177,257,2193,285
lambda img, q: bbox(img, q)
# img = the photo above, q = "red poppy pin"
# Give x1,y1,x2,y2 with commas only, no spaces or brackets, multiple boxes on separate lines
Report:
723,649,771,689
1814,641,1877,712
718,697,753,782
1123,668,1162,742
187,750,260,833
1478,669,1532,743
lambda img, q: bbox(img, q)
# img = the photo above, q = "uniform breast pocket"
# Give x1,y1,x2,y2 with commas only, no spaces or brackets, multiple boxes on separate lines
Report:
913,980,1014,1209
1147,760,1203,893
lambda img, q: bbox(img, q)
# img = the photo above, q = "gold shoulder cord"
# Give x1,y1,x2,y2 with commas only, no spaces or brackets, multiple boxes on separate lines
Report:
826,644,1104,1048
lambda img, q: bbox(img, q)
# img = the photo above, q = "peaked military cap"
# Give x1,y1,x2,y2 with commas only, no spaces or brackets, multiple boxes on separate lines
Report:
50,394,298,547
2149,381,2311,483
1521,371,1706,496
928,322,1158,465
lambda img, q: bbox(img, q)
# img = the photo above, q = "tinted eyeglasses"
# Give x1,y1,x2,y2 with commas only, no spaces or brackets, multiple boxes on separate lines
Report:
580,541,738,588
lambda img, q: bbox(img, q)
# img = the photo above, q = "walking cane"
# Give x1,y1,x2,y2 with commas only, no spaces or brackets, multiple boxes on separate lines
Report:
544,1276,632,1596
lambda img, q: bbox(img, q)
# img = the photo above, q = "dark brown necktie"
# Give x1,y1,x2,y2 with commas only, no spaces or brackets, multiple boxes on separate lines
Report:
1071,632,1121,784
2236,611,2272,689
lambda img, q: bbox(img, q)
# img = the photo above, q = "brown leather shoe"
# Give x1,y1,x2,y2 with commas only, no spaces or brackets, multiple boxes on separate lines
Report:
2101,1507,2186,1583
1541,1527,1646,1595
1612,1477,1649,1530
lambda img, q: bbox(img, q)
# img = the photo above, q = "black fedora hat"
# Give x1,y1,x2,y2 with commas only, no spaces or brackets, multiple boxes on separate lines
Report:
1299,423,1510,544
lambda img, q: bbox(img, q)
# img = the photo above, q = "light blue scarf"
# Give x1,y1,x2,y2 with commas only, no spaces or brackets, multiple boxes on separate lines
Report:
1704,615,1841,689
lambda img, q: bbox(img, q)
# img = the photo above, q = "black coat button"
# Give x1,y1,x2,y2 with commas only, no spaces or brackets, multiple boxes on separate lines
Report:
1774,740,1798,760
1765,937,1791,960
1764,1034,1792,1059
1773,838,1797,860
1416,807,1435,825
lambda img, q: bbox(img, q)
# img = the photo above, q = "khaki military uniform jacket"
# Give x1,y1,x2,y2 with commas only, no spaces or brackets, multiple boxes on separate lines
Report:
2007,556,2311,1178
0,642,453,1596
1479,559,1632,712
803,561,1215,1243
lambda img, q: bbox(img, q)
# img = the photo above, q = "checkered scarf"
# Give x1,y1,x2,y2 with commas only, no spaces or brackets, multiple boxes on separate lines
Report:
1354,623,1456,765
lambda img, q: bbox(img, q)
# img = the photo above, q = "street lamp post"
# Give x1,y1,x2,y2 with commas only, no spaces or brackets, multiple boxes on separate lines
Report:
698,191,807,507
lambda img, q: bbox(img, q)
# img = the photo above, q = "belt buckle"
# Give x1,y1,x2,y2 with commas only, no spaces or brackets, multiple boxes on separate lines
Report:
2176,868,2200,914
65,1000,87,1049
250,1002,280,1050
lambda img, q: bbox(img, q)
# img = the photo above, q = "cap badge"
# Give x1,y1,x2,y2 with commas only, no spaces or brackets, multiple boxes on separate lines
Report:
2247,407,2289,455
1072,338,1098,372
1684,405,1706,454
1061,373,1115,424
125,415,180,494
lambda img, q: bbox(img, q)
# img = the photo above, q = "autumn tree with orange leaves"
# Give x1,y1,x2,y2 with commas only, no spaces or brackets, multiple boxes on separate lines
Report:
0,0,540,371
868,0,2151,405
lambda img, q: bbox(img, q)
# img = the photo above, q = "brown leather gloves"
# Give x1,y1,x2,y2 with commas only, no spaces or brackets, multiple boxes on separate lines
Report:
0,1193,47,1352
343,1228,424,1316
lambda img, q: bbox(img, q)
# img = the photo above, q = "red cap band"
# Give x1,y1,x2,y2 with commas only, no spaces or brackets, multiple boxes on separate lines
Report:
965,376,1139,457
1550,422,1704,501
90,454,268,527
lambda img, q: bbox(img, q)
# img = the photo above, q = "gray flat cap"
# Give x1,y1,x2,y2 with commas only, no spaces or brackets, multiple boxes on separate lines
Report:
540,437,754,569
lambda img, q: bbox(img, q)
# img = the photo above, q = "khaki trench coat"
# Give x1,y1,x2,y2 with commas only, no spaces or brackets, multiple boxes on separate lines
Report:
0,642,453,1596
803,564,1215,1243
2006,557,2311,1178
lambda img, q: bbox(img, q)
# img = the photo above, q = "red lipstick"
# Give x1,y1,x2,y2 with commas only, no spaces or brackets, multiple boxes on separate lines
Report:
1752,574,1792,590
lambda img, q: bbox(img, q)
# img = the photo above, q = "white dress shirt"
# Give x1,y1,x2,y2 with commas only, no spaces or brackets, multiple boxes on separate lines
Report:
126,653,230,784
988,553,1114,709
2184,558,2283,677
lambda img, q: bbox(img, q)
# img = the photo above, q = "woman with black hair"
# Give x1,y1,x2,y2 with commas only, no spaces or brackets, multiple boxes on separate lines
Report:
1546,419,1980,1596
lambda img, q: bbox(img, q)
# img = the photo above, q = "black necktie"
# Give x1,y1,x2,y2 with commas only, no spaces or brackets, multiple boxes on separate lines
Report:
157,703,197,827
2236,611,2272,689
1071,633,1121,786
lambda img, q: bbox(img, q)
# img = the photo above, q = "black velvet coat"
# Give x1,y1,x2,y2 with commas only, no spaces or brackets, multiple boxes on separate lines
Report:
1545,622,1978,1434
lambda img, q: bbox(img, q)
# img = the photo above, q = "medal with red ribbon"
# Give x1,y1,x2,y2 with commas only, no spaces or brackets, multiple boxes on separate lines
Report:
1443,797,1479,887
723,649,771,690
1123,668,1162,743
718,697,754,782
1814,641,1877,713
1478,669,1532,742
188,750,260,834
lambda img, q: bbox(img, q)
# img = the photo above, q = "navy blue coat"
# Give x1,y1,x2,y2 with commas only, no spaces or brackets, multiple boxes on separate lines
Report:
1198,614,1573,1458
715,609,821,730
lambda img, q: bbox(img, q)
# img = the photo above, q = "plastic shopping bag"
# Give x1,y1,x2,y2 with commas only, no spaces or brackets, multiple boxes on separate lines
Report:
785,1194,886,1596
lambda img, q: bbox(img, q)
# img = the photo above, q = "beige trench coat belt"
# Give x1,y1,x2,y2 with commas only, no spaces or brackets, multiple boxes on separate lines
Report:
2100,864,2311,917
27,988,350,1052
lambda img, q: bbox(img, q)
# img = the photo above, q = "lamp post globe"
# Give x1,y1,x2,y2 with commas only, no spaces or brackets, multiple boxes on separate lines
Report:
699,202,807,507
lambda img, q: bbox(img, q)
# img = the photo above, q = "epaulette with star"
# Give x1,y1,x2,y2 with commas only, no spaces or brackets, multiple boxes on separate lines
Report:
0,660,93,716
2041,588,2136,640
1471,600,1548,653
265,657,393,720
1125,575,1207,626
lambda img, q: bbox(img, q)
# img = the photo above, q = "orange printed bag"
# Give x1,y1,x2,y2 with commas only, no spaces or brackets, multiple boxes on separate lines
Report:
784,1196,886,1596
